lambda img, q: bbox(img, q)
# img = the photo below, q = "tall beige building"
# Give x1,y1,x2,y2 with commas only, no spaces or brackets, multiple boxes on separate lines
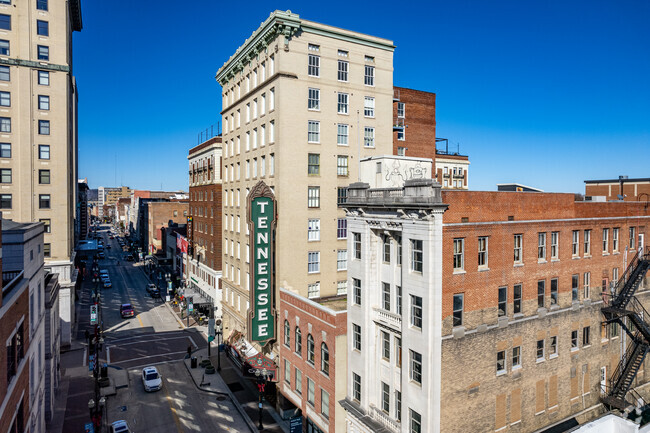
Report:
0,0,82,267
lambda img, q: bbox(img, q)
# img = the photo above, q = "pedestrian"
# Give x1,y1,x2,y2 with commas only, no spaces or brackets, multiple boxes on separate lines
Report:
187,345,192,358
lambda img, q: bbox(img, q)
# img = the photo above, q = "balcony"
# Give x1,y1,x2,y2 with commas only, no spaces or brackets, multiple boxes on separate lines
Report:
393,117,405,130
373,307,401,331
371,405,400,432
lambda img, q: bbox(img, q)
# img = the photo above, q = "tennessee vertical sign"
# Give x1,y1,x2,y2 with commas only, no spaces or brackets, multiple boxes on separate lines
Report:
247,181,276,343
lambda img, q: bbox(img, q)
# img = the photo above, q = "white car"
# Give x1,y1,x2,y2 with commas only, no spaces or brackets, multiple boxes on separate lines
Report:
142,366,162,392
110,420,130,433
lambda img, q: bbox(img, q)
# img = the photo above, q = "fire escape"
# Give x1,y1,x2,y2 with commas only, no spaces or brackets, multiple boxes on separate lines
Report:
601,247,650,410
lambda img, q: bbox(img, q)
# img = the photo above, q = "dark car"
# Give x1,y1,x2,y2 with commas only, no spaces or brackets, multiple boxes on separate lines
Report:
120,303,135,318
125,254,134,261
150,288,160,298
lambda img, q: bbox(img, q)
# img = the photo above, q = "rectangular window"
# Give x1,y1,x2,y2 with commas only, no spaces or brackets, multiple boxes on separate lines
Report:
284,360,290,384
410,350,422,384
39,194,50,209
39,219,51,233
0,142,9,158
37,70,48,85
337,249,347,271
411,295,423,328
512,346,521,368
0,14,10,31
39,120,50,135
364,96,375,117
39,145,49,160
353,233,361,259
0,117,10,132
514,234,523,263
410,409,422,433
0,65,9,81
572,274,579,302
338,59,349,81
381,382,390,413
381,331,390,360
383,235,391,263
453,293,463,327
337,92,349,114
321,389,330,418
337,124,349,145
364,127,375,147
513,284,522,314
549,335,557,356
572,230,579,255
0,91,8,107
478,237,488,267
453,238,464,270
551,231,559,259
337,218,347,239
353,278,361,305
630,227,636,249
308,88,320,110
397,102,405,118
37,0,49,10
308,153,320,175
538,232,546,260
603,228,609,253
550,278,558,305
43,243,50,257
497,350,506,374
37,20,49,36
364,65,375,86
411,239,423,273
0,193,10,208
397,285,402,315
38,45,49,61
397,146,406,156
38,95,49,110
337,280,347,295
538,280,545,308
584,230,591,255
353,324,361,350
498,286,507,317
613,228,619,252
396,236,402,266
308,186,320,208
584,272,590,299
583,326,590,346
0,168,10,183
38,169,50,184
308,219,320,241
395,336,402,368
0,39,8,56
382,283,391,311
337,155,349,176
337,187,348,205
308,251,320,273
352,372,361,402
537,339,545,360
308,120,320,143
295,368,302,394
308,48,320,77
571,330,578,349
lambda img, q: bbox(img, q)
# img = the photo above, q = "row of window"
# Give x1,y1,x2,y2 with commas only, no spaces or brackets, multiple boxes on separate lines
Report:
283,321,330,374
223,89,275,135
0,118,50,134
0,67,50,84
223,154,275,183
223,121,275,159
350,233,424,273
0,0,48,10
453,227,638,271
283,359,330,420
0,12,49,35
0,193,50,210
0,168,50,184
307,88,377,117
307,44,376,86
307,154,349,177
0,143,50,159
222,56,275,108
307,120,375,147
307,186,348,208
0,92,50,110
307,218,348,240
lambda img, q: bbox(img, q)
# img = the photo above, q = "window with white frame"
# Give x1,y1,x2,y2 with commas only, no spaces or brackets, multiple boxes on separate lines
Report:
584,229,591,255
307,377,315,404
397,102,405,118
453,238,464,271
383,235,391,263
498,286,507,316
308,45,320,76
551,231,559,259
337,93,349,114
411,239,423,272
308,88,320,110
308,219,320,241
497,350,506,374
337,249,347,271
308,153,320,175
364,65,375,86
337,155,349,176
613,228,619,252
603,228,609,253
397,129,405,141
410,350,422,385
353,323,361,350
337,218,347,239
353,233,361,259
584,271,590,299
538,232,546,260
478,236,488,267
337,280,347,295
352,278,362,305
338,58,349,81
381,382,390,413
308,186,320,208
364,127,375,147
364,96,375,117
453,293,463,326
630,227,636,249
397,146,406,156
572,230,579,256
321,388,330,418
337,124,349,145
353,372,361,401
514,234,523,263
308,121,320,143
308,282,320,299
308,251,320,273
411,295,422,328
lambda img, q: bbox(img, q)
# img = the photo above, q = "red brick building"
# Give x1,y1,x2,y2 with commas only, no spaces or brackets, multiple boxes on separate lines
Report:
585,176,650,202
144,201,189,255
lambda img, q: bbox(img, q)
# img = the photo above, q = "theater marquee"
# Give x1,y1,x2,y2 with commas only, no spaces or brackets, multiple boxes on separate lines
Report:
247,181,277,343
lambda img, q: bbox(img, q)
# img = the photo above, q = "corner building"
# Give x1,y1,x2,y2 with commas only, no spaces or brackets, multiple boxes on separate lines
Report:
216,10,394,432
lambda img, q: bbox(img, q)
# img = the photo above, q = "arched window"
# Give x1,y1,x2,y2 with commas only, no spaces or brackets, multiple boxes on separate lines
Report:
295,327,302,355
307,334,315,364
321,342,329,375
284,320,290,347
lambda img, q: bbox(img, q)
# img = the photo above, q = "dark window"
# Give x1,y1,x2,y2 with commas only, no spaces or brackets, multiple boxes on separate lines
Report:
37,0,48,10
0,1,9,5
43,243,51,257
0,65,8,81
0,168,10,183
583,326,590,346
353,278,361,305
307,334,315,364
337,187,347,205
513,284,522,314
0,193,11,208
0,117,10,132
382,282,391,311
453,293,463,327
38,145,50,160
283,320,290,347
37,20,48,36
0,142,9,158
38,169,50,184
353,323,361,350
321,343,329,375
38,95,49,110
498,286,507,317
0,14,10,31
537,280,545,308
353,233,361,259
37,45,49,61
295,327,302,355
551,278,559,305
38,120,50,135
0,39,8,55
0,91,9,106
39,194,50,208
38,71,49,85
572,274,579,302
39,219,50,233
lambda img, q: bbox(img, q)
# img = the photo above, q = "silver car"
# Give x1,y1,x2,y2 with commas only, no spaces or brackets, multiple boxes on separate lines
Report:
141,366,162,392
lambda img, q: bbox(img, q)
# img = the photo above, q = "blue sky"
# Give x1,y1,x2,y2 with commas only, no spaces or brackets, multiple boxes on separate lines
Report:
75,1,650,193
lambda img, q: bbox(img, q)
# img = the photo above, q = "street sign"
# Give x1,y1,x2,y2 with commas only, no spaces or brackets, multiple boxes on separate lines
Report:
84,422,95,433
90,305,98,325
188,303,193,313
208,318,215,338
289,415,302,433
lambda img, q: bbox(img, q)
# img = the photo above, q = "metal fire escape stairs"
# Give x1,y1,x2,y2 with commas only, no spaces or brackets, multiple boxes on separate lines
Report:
601,247,650,410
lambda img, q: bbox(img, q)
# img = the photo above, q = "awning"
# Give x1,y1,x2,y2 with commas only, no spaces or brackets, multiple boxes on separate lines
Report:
246,353,277,380
183,286,213,306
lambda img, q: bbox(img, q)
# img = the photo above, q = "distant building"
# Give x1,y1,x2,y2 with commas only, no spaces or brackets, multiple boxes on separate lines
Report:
76,179,90,241
497,183,544,192
144,201,188,255
585,176,650,202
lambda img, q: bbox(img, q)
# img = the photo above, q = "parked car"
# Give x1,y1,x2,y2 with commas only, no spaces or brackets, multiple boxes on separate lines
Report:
141,366,162,392
120,303,134,318
110,420,130,433
98,251,105,259
99,270,109,278
125,254,134,261
146,283,157,294
150,287,160,298
103,279,112,289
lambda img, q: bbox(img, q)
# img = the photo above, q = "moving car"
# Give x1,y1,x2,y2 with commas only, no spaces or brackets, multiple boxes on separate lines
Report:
99,270,109,278
150,287,160,298
141,366,162,392
103,279,112,288
110,420,130,433
125,254,134,261
106,244,111,249
120,303,134,318
146,283,157,294
98,251,105,259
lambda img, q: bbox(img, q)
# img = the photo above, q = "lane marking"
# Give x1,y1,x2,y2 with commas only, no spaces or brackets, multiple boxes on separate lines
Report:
82,349,87,367
110,350,188,365
106,347,110,364
106,336,194,348
105,330,189,344
137,315,144,328
163,378,184,433
188,336,198,349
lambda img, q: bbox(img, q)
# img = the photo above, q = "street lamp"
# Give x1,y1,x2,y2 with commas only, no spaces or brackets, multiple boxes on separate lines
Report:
216,319,223,372
255,368,268,430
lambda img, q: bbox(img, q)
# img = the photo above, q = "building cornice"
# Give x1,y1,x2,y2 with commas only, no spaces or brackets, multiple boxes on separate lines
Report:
0,57,70,73
69,0,82,32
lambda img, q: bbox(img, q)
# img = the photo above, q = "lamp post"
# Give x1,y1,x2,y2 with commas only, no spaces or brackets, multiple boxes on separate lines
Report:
255,368,268,430
216,320,223,372
165,272,171,302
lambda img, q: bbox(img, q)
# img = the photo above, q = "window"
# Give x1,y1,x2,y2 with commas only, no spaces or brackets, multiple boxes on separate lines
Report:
337,93,349,114
383,235,391,263
39,120,50,135
308,219,320,241
0,117,10,132
382,283,391,311
512,346,521,368
308,121,320,143
284,360,290,384
381,331,390,360
0,168,10,183
308,153,320,175
498,286,507,317
39,145,49,159
497,350,506,374
411,239,423,272
397,102,406,118
549,335,557,356
38,95,49,110
584,230,591,255
337,218,347,239
453,238,464,270
0,39,8,56
308,88,320,110
410,350,422,384
364,127,375,147
397,146,406,156
295,367,302,393
307,334,315,364
352,323,361,350
0,193,11,208
572,230,579,255
337,155,349,176
295,327,302,355
308,251,320,273
534,340,545,362
396,285,403,315
583,327,591,346
551,231,559,259
284,320,290,347
514,234,523,263
337,280,347,295
0,142,9,158
396,236,402,266
0,65,8,81
338,59,348,81
0,14,10,31
550,278,558,305
613,228,619,252
0,91,8,107
584,272,590,299
353,278,361,305
308,186,320,208
571,330,578,349
308,46,320,76
38,169,50,184
381,382,390,413
538,280,545,308
321,389,330,418
337,124,349,146
364,65,375,86
478,237,488,267
269,88,275,110
410,409,422,433
337,249,347,271
514,284,522,314
321,343,329,375
364,96,375,117
37,0,48,12
37,20,49,36
395,336,402,369
453,293,463,326
38,45,49,61
603,228,609,253
352,372,361,402
572,274,579,302
630,227,636,249
354,233,361,259
411,295,422,328
538,232,546,260
37,71,48,86
39,194,50,209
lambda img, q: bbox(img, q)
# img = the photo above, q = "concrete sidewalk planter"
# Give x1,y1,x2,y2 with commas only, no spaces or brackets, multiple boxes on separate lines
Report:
200,359,211,368
205,365,216,375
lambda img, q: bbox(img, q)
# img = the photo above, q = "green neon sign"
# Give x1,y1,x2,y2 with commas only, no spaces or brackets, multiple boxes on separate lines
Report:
250,194,275,342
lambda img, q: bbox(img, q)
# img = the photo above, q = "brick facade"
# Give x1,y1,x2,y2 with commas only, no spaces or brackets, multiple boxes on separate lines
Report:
188,183,223,271
585,178,650,202
392,87,436,160
145,201,189,255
